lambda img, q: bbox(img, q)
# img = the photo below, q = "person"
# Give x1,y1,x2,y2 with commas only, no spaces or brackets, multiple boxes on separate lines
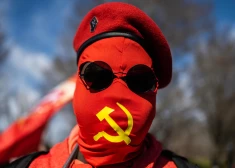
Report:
4,2,198,168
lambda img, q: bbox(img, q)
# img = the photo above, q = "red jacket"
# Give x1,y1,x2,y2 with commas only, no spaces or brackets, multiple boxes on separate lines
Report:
29,125,176,168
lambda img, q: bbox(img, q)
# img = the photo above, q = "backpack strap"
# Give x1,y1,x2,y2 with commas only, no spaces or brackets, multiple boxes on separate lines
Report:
2,151,48,168
161,150,199,168
62,144,79,168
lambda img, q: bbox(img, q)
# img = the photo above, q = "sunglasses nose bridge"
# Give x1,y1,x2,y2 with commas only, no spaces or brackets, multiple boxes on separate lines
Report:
113,72,128,83
113,72,126,77
120,76,127,82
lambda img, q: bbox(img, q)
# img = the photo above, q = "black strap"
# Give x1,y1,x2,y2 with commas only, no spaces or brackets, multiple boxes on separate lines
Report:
76,31,146,64
62,144,79,168
2,151,48,168
161,150,199,168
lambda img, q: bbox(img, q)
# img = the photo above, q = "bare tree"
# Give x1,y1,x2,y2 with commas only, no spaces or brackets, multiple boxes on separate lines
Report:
192,27,235,166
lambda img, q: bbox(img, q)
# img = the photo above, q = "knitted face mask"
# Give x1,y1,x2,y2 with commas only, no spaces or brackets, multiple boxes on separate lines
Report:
73,37,158,167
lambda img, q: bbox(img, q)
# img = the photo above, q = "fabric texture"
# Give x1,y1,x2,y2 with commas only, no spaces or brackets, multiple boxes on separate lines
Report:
30,125,176,168
73,2,172,88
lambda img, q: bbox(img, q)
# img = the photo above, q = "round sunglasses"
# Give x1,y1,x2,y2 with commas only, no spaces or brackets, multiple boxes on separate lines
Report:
79,61,158,93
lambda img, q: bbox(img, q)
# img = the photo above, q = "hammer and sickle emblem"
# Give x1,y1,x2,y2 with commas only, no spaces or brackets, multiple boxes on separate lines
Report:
93,102,133,145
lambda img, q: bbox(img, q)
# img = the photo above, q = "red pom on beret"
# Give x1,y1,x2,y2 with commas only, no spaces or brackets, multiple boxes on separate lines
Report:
73,2,172,88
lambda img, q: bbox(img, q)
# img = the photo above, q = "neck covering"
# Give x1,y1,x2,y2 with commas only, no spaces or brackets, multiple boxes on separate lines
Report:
73,37,158,167
68,125,163,168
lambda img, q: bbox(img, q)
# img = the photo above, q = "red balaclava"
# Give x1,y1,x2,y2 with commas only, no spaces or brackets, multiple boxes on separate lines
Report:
73,37,157,166
72,2,172,167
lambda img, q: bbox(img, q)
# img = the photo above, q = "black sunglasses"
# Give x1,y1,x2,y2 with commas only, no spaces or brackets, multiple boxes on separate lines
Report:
79,61,158,93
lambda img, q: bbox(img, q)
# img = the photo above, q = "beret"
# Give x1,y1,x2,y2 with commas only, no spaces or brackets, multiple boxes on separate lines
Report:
73,2,172,88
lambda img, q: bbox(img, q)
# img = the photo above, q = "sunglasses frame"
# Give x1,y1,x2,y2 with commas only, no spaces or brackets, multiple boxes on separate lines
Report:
78,61,159,93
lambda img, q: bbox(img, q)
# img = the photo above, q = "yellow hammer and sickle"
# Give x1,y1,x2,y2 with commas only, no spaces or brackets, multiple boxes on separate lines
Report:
93,102,133,145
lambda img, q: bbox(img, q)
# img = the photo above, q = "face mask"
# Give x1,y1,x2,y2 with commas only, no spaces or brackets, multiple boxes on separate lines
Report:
73,37,158,167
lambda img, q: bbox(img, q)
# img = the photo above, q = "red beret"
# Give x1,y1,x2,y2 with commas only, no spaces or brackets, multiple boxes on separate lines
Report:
73,2,172,88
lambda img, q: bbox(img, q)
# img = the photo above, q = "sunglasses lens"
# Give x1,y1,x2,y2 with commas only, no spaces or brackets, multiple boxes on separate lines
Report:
126,65,156,93
82,61,113,91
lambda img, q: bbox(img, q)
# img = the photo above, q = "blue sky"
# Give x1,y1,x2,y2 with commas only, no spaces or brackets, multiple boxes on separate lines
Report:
2,0,74,55
1,0,235,56
214,0,235,22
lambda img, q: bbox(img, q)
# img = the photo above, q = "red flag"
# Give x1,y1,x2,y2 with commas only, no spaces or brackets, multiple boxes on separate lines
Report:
0,75,77,164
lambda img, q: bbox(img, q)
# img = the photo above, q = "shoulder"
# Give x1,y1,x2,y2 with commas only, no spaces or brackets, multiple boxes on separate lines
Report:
3,138,70,168
29,139,70,168
2,151,48,168
155,150,199,168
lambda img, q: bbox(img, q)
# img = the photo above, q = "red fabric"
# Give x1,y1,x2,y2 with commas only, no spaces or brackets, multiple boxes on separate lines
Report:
73,37,158,166
73,2,172,88
30,137,71,168
30,125,176,168
0,75,76,164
